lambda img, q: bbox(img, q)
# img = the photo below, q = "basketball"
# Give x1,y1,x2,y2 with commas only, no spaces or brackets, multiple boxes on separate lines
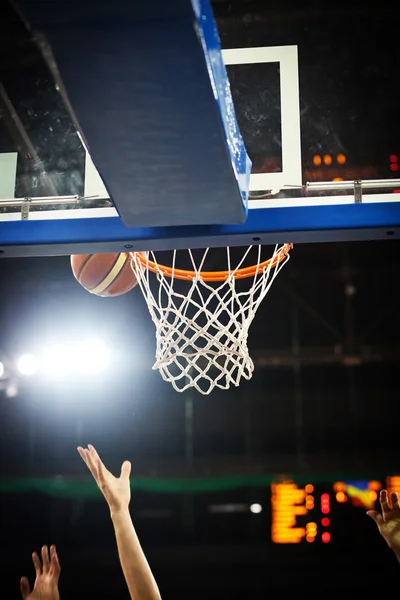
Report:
70,252,142,297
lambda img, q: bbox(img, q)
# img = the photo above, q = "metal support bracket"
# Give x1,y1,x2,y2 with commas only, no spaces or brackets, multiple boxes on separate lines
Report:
21,198,30,220
354,180,362,204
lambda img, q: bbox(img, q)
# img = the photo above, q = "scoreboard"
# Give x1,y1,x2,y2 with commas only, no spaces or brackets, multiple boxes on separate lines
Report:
271,476,400,544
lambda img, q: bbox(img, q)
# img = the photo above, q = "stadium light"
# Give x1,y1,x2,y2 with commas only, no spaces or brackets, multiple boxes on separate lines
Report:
14,338,112,382
17,354,38,376
40,338,111,379
6,382,18,398
40,344,72,379
74,339,111,375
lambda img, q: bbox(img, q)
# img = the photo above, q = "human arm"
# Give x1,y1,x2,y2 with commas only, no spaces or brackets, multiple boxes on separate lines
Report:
20,545,61,600
367,489,400,563
78,444,161,600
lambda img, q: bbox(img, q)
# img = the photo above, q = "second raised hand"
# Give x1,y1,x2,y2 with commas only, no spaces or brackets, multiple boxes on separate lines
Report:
367,489,400,561
20,545,61,600
78,444,131,513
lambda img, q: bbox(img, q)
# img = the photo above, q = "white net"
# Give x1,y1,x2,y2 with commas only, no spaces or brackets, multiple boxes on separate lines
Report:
130,244,291,395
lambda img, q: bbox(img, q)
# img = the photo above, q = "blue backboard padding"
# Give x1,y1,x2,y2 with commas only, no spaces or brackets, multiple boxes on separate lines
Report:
0,203,399,257
15,0,251,228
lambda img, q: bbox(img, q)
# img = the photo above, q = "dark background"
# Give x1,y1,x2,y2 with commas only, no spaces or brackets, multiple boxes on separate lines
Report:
1,0,400,598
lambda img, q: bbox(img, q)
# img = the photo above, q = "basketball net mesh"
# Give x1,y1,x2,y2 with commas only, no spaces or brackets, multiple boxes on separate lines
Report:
130,245,290,395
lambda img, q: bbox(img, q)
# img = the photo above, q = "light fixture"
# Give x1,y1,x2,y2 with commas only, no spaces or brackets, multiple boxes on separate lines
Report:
17,354,38,376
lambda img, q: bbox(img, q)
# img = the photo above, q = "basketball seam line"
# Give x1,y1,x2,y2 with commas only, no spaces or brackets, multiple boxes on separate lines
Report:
91,253,127,295
77,254,92,281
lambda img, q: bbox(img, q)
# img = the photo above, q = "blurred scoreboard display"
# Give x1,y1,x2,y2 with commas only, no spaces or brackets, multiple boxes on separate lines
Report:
271,476,400,544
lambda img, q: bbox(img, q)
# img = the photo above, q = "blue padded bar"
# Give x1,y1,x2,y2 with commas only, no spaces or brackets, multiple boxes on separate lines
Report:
15,0,251,228
0,203,399,257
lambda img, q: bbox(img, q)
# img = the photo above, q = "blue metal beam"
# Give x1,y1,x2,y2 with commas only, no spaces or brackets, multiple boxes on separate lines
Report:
0,202,399,257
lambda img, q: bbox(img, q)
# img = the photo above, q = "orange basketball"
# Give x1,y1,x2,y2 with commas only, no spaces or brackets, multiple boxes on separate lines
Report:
70,252,142,297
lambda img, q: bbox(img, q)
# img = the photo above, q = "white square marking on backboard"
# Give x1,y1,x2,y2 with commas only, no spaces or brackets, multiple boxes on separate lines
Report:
0,152,18,199
222,46,302,192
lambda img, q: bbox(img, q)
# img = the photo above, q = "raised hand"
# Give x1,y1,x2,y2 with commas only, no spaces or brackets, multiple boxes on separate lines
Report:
367,489,400,560
78,445,161,600
78,444,131,514
20,545,61,600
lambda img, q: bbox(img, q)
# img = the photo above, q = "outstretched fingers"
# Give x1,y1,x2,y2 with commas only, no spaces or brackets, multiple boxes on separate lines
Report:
21,545,60,600
78,446,100,481
20,576,31,600
41,545,50,574
380,489,391,514
77,446,90,469
88,444,101,462
391,491,400,510
88,445,107,482
32,552,42,578
367,489,400,527
121,460,132,480
88,444,110,486
50,545,61,576
366,510,384,527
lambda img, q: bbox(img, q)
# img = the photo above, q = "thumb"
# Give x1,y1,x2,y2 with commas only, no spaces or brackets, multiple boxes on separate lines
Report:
367,510,384,526
20,577,30,599
121,460,131,479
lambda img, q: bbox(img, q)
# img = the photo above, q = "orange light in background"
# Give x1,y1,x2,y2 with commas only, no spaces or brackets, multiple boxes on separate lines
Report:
333,482,346,492
306,522,317,534
313,155,322,166
337,153,346,164
321,532,331,544
336,491,347,503
321,493,330,514
321,517,330,527
368,481,382,492
305,520,317,543
333,177,343,181
305,484,314,494
369,490,378,502
386,476,400,495
323,154,332,166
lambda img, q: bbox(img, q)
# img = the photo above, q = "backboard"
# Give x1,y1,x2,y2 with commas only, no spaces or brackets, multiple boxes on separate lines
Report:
0,0,399,256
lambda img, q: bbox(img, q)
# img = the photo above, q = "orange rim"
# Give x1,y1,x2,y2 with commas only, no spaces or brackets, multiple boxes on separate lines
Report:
130,244,293,282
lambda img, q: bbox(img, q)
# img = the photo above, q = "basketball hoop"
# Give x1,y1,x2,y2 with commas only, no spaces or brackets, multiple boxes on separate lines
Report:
130,243,292,394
